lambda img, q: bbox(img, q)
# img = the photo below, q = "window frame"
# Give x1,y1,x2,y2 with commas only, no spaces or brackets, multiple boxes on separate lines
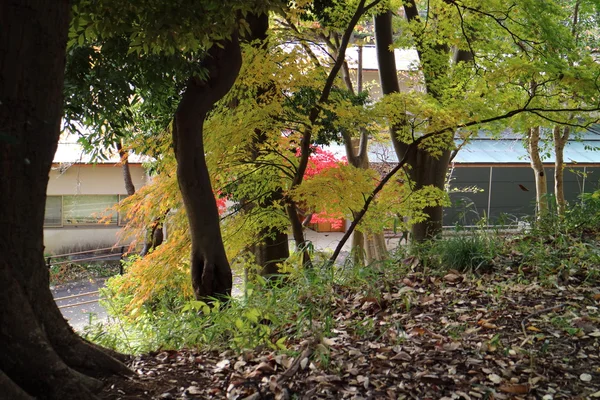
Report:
43,195,63,228
61,194,120,226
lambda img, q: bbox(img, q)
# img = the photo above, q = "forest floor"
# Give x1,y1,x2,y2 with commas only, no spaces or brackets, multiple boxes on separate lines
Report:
98,263,600,399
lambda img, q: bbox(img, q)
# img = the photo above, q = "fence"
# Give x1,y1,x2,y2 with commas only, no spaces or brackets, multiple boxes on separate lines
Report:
46,246,126,274
48,246,126,309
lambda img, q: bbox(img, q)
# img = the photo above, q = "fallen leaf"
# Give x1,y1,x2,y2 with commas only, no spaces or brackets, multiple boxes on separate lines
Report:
253,361,275,373
444,273,463,283
488,373,503,384
527,326,542,332
499,384,529,394
185,386,202,395
233,360,246,370
215,359,230,371
300,357,309,370
478,319,499,329
580,373,592,382
443,341,461,351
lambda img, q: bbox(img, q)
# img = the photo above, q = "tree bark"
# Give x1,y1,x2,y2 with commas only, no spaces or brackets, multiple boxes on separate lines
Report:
375,8,455,242
409,148,453,241
0,0,130,398
172,34,242,299
286,202,312,267
116,141,136,195
244,13,290,276
553,125,569,216
527,126,548,218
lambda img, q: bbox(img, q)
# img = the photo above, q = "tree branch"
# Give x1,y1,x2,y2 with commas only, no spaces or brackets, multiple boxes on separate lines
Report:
327,102,600,264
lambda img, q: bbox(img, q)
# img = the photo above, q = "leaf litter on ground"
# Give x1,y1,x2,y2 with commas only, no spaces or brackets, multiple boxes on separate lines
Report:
99,265,600,399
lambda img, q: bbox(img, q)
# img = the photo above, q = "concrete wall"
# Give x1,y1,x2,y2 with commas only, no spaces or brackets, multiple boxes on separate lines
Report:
47,163,146,195
348,69,422,100
44,163,147,254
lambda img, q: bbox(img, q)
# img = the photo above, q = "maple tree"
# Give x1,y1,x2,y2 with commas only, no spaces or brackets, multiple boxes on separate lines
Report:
66,0,277,298
281,3,391,264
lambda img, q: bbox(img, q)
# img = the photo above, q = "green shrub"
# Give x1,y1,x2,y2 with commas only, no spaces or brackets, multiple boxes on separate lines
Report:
434,233,499,272
82,254,409,355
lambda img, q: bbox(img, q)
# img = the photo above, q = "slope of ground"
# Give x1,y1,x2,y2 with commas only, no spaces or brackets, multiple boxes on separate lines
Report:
98,266,600,399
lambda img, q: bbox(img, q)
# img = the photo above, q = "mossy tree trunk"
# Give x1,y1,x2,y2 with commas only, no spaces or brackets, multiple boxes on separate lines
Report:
527,126,549,218
553,125,569,217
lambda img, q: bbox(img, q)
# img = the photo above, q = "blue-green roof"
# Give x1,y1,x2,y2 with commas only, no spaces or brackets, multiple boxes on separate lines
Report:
324,126,600,165
453,127,600,164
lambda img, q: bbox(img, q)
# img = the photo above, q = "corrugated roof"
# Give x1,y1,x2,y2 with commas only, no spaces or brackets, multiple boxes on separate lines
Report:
321,126,600,165
453,138,600,164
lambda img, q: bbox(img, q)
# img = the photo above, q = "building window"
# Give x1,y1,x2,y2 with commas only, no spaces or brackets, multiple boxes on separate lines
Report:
44,196,62,227
118,194,130,226
62,195,119,225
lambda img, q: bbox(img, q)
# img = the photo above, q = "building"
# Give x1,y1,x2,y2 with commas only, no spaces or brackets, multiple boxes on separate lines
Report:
445,129,600,226
43,141,148,254
322,129,600,228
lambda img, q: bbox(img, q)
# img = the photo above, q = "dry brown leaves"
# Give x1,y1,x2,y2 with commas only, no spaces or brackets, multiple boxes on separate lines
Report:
101,270,600,399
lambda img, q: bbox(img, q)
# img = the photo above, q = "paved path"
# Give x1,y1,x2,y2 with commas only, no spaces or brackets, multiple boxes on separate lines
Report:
51,278,109,331
51,231,400,331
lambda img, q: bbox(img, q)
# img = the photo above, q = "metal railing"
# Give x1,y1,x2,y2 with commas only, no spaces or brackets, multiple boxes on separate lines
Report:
46,246,126,274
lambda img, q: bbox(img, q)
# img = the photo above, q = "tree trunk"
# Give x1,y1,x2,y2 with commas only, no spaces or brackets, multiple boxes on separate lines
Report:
286,202,312,267
409,148,453,241
375,9,454,242
527,126,548,218
118,140,166,256
553,125,569,216
116,141,136,195
244,14,290,276
139,218,165,256
0,1,131,398
172,35,242,299
253,229,290,276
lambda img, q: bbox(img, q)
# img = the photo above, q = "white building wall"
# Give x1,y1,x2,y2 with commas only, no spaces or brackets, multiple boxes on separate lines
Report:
47,163,147,195
44,163,147,254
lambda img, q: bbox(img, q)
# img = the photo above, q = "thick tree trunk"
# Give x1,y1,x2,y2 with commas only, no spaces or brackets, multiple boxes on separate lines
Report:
527,126,548,218
172,35,242,299
375,9,454,242
553,125,569,216
0,0,130,398
409,148,452,241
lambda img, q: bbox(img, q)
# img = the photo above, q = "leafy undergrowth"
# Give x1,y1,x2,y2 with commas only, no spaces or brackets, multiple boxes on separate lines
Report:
96,259,600,399
49,262,121,285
